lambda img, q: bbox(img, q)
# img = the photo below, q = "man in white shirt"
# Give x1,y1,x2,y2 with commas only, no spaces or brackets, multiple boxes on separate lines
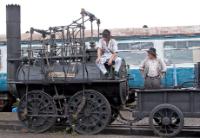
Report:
96,29,122,79
140,47,167,89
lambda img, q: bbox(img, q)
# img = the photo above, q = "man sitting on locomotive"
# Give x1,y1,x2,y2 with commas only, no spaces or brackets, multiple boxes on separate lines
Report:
96,29,122,79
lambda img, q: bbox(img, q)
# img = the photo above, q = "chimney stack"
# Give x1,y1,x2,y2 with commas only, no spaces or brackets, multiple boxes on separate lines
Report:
6,4,21,91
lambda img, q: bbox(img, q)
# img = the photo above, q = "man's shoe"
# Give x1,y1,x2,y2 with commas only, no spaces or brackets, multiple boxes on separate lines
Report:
114,71,120,80
104,72,112,80
105,72,109,77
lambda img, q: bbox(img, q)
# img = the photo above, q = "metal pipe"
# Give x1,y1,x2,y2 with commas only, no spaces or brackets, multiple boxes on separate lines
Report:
97,19,100,39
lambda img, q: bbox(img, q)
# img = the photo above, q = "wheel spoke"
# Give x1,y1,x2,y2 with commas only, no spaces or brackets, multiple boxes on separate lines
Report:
91,114,100,122
90,103,106,112
168,124,177,131
91,111,108,115
39,102,51,111
38,111,55,114
157,110,165,117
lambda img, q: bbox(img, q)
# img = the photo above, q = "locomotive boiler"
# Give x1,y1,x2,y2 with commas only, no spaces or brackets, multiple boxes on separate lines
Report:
7,5,128,134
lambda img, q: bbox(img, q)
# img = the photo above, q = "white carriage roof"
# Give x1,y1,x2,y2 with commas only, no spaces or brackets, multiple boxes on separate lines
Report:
109,25,200,36
1,25,200,41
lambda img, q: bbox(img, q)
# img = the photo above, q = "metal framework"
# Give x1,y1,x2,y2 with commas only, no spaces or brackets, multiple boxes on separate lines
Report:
25,9,100,82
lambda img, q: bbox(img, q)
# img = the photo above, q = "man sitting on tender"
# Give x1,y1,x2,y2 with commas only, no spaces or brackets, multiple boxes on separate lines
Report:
96,29,122,79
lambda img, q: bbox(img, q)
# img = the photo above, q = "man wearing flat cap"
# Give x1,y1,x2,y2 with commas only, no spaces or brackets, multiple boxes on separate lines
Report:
96,29,122,79
140,47,166,89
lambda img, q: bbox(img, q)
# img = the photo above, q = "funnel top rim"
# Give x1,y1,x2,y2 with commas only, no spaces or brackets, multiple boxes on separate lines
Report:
6,4,20,7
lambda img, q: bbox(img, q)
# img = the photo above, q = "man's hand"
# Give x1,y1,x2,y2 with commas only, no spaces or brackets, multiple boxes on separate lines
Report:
96,57,100,63
108,59,113,65
139,68,145,77
160,72,166,78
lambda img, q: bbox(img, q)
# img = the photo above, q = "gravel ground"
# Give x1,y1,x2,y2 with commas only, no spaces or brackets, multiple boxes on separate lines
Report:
0,132,158,138
0,112,17,121
0,131,199,138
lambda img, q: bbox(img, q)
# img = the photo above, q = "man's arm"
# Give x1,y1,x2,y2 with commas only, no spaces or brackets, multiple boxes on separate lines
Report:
160,59,167,72
96,39,103,63
108,52,117,65
159,58,167,78
139,59,146,76
96,48,102,63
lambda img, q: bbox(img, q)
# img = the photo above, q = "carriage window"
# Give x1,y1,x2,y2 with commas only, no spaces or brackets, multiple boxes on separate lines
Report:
118,42,154,65
164,41,200,64
21,44,43,57
118,42,153,50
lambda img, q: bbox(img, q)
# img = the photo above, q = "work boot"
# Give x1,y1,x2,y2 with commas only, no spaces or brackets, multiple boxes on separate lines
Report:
114,71,119,80
104,72,112,80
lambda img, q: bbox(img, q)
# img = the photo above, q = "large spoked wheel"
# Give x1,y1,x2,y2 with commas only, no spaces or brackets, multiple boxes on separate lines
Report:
68,89,111,134
18,90,57,133
149,104,184,137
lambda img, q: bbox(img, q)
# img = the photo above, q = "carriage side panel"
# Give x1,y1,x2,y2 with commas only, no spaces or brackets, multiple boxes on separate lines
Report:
134,90,200,119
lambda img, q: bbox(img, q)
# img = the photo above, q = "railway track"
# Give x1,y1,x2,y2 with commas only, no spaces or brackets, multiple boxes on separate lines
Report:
110,123,200,131
0,119,200,136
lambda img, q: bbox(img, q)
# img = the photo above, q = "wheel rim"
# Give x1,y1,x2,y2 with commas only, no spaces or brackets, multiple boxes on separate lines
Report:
68,90,111,134
18,91,56,133
150,104,184,137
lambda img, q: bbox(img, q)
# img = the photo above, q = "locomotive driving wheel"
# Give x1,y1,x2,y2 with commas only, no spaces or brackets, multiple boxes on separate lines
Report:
68,89,111,134
18,90,57,133
149,104,184,137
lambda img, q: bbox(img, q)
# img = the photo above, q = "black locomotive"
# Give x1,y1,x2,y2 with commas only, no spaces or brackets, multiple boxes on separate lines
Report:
6,5,128,134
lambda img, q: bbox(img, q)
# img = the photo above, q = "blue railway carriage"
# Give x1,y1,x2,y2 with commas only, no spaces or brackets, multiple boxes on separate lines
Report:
0,43,9,111
117,35,200,89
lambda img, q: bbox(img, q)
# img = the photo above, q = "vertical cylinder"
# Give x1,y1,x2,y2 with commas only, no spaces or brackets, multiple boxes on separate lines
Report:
6,4,21,82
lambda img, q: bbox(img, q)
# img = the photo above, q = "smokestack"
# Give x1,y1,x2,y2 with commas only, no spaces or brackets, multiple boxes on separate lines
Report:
6,5,21,83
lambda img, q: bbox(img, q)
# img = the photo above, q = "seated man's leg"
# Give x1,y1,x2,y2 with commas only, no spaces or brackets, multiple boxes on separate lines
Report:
114,57,122,73
96,57,108,75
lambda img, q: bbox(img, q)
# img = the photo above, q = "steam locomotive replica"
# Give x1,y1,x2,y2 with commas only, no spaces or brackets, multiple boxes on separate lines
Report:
6,4,200,137
7,4,128,135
